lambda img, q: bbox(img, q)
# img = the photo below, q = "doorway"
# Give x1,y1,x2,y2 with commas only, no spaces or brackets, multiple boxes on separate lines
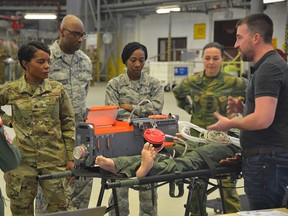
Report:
214,19,239,59
158,37,187,61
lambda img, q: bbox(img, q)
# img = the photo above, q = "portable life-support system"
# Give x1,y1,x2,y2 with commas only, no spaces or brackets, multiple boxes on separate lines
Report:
73,106,179,168
38,106,243,216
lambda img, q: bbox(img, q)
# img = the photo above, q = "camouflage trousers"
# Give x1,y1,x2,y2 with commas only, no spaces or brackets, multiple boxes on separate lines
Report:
35,185,48,215
35,177,93,214
70,177,93,209
4,163,74,216
108,185,158,216
189,177,240,216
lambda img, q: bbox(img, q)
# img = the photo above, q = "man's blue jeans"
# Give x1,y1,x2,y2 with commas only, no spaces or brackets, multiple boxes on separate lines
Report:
242,152,288,210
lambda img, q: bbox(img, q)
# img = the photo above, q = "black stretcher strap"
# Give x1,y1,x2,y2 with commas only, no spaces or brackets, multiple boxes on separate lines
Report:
193,149,217,178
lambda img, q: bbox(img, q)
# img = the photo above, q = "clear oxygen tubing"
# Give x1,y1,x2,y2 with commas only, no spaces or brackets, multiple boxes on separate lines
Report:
128,98,155,123
178,121,206,143
164,134,188,157
178,121,240,148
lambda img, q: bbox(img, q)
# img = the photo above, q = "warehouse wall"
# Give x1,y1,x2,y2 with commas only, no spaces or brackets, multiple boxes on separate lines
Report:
119,2,286,60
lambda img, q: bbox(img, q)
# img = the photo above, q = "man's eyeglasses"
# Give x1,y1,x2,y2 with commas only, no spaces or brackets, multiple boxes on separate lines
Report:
63,28,88,40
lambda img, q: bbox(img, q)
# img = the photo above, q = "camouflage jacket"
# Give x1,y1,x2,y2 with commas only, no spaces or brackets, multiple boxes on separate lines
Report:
49,40,92,123
105,70,164,121
173,71,247,128
0,76,75,168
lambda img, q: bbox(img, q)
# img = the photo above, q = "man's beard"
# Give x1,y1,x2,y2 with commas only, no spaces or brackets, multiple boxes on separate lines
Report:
240,50,253,62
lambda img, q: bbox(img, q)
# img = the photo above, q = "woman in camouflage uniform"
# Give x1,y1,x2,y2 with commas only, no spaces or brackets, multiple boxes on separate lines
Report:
173,42,247,215
105,42,164,216
0,41,75,216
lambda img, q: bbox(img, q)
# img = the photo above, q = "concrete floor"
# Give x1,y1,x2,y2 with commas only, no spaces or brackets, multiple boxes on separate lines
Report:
1,82,245,215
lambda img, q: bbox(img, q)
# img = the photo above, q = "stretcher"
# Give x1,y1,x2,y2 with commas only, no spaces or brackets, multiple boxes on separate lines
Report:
38,107,243,215
38,164,242,216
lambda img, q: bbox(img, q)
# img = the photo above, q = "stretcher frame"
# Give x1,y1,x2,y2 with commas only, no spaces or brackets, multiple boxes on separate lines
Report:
43,165,241,216
106,165,242,216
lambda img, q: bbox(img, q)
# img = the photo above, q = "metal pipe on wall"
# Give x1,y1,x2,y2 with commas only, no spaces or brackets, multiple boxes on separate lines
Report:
96,0,101,82
249,0,264,14
167,12,172,62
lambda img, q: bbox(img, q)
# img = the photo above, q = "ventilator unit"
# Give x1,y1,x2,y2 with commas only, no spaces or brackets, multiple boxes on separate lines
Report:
73,106,179,168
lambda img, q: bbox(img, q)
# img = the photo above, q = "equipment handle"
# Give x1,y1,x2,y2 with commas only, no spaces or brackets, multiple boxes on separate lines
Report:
37,170,73,180
105,178,140,189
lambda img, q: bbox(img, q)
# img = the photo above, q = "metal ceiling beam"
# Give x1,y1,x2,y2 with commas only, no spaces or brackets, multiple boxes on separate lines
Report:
101,0,242,9
100,0,179,9
0,5,66,12
100,0,250,14
0,0,251,23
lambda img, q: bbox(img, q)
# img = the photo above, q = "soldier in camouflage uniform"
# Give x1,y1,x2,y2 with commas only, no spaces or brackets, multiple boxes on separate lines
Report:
0,117,21,216
0,39,9,84
105,42,164,216
173,42,247,215
1,41,75,216
32,14,94,214
40,14,93,211
95,141,241,189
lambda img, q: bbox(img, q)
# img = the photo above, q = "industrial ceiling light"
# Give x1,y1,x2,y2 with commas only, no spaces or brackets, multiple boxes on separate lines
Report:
156,6,181,14
24,13,57,20
263,0,285,3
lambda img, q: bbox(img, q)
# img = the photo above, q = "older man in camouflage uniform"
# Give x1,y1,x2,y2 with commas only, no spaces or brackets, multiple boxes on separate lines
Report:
47,14,93,210
173,42,247,215
105,42,164,216
35,15,92,214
